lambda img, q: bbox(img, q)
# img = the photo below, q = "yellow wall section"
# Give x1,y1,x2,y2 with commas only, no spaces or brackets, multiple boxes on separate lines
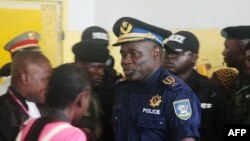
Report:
0,8,41,67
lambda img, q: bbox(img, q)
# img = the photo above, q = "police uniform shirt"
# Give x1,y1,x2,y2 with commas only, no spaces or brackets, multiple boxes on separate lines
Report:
0,87,30,141
229,74,250,124
112,67,201,141
186,69,229,141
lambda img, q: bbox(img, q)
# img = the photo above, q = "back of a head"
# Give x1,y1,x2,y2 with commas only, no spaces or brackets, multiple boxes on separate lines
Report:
46,63,90,110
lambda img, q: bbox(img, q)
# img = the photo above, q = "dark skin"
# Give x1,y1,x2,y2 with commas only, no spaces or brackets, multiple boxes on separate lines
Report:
75,61,106,86
163,49,198,81
222,39,247,75
246,49,250,75
120,40,162,82
121,41,197,141
11,52,52,103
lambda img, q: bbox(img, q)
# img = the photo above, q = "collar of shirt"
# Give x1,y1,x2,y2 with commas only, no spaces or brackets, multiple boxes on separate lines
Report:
9,87,28,109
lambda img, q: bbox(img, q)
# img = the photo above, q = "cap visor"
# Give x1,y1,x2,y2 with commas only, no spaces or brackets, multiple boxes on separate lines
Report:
165,42,184,53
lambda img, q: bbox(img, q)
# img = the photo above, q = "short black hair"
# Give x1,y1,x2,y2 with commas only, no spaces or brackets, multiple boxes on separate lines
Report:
46,63,90,109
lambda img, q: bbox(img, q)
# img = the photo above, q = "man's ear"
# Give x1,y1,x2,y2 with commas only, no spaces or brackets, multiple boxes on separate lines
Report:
21,73,29,84
191,53,198,64
152,46,160,57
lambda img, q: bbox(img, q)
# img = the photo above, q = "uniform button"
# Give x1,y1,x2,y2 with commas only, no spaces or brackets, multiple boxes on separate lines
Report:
115,116,118,120
159,122,163,125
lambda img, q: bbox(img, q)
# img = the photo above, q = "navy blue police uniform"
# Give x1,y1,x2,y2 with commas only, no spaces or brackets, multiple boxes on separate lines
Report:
112,68,201,141
111,17,201,141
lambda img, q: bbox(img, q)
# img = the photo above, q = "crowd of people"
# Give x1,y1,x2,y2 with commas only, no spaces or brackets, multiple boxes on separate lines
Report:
0,16,250,141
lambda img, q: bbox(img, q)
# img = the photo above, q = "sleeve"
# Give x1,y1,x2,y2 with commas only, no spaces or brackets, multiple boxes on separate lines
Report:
0,101,16,141
165,87,201,141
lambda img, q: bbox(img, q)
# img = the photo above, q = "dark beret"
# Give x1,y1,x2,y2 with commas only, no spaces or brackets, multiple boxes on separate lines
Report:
81,26,109,46
221,26,250,40
112,17,172,47
72,40,109,63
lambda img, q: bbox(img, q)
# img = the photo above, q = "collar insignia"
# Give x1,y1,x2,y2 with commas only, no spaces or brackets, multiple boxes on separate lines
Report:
149,95,162,108
120,21,133,34
163,76,176,86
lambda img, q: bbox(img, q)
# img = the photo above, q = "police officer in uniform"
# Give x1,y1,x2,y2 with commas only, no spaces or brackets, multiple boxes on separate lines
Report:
111,17,201,141
72,40,109,141
163,31,229,141
81,26,121,141
221,26,250,124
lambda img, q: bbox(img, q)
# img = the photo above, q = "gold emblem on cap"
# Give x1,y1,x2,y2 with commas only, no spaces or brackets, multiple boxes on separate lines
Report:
149,95,162,108
120,21,132,34
163,76,176,85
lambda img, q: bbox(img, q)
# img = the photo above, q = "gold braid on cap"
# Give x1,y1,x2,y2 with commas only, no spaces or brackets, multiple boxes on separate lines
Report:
117,33,163,46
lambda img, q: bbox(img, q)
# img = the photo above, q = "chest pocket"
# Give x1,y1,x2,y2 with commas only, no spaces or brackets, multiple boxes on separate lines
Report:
137,114,166,130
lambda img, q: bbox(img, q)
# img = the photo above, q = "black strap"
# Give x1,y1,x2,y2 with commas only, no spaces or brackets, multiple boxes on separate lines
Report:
24,117,55,141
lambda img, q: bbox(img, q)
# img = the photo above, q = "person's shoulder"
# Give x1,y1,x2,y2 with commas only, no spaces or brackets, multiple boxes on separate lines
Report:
51,122,87,141
0,93,10,106
161,71,190,91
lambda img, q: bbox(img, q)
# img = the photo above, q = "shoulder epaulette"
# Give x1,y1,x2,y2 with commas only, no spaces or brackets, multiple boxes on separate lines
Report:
162,76,176,86
162,75,182,90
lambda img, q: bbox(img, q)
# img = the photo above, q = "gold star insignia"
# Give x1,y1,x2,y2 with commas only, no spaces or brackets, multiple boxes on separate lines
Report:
149,95,162,108
120,21,132,34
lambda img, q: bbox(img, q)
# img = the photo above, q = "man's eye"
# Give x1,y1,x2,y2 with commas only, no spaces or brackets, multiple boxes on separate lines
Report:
131,51,139,57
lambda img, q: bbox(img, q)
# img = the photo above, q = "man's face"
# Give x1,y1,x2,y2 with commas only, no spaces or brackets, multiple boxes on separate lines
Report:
77,62,106,86
163,49,196,75
246,49,250,75
120,41,157,81
222,39,245,68
26,61,52,103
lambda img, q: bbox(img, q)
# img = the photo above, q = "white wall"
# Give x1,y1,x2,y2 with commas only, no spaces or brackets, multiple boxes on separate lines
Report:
66,0,250,75
68,0,250,31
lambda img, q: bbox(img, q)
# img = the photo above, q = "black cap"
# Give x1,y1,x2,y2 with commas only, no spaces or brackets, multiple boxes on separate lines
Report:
81,26,109,46
72,40,109,63
221,26,250,40
112,17,172,47
164,31,199,54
